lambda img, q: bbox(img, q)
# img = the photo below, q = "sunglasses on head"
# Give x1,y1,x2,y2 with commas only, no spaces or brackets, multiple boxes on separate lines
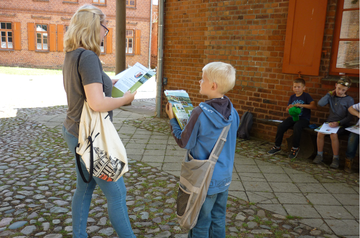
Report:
337,80,351,87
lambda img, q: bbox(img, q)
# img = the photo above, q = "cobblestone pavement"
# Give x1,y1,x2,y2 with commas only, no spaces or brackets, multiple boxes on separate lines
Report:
0,105,357,237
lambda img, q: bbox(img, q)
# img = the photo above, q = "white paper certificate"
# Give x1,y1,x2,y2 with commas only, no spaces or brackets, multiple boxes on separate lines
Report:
318,123,340,134
346,124,360,135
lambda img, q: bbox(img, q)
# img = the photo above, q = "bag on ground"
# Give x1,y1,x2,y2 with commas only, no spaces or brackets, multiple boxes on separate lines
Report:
237,111,253,140
176,125,231,229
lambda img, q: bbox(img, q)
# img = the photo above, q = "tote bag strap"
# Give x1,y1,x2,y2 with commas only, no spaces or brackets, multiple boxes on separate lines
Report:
75,138,94,183
75,49,94,183
76,49,86,85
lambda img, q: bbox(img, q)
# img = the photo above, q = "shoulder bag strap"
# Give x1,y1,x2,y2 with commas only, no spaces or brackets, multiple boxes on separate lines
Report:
75,49,94,184
208,124,231,163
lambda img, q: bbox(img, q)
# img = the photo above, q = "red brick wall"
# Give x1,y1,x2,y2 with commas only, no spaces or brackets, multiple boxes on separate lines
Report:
0,0,153,70
162,0,359,150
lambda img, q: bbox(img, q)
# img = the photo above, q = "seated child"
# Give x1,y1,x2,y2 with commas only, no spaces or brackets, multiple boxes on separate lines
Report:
267,78,317,159
345,103,359,173
165,62,240,237
313,77,354,168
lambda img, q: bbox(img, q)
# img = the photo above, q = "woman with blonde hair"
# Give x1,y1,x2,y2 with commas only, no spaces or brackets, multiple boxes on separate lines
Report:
62,4,136,238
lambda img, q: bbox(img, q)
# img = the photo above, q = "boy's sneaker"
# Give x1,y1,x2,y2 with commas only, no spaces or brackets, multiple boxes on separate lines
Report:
267,146,281,155
344,158,353,173
288,148,300,159
313,155,323,164
330,158,340,169
289,148,300,159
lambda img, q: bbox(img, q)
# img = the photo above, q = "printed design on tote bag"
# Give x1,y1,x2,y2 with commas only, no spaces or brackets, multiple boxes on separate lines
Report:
92,146,126,182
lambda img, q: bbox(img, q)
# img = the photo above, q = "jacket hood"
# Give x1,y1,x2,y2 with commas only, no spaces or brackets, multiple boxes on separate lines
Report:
199,96,234,129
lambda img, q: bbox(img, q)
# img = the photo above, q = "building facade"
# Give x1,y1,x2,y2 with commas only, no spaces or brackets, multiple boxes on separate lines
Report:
161,0,359,157
0,0,154,70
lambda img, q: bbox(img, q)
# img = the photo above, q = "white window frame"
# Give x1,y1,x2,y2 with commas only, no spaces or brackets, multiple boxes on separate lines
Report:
0,22,13,49
36,24,48,51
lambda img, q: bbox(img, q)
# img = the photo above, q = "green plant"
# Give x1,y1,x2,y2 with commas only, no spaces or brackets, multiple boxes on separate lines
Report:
286,215,302,220
253,215,261,223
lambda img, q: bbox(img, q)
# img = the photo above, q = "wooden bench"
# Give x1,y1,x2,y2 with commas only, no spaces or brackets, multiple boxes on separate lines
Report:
256,118,351,162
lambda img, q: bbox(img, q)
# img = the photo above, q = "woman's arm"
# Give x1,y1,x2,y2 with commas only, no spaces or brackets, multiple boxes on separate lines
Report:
84,83,136,112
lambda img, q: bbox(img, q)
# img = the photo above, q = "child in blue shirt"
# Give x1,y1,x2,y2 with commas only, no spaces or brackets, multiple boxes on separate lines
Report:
268,78,317,159
166,62,240,237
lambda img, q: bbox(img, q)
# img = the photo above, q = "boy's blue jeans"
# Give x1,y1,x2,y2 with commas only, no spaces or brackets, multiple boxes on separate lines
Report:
188,189,228,238
346,132,359,160
62,126,135,238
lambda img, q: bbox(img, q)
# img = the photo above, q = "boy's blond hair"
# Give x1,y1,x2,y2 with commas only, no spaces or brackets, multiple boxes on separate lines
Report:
64,4,106,56
202,62,236,94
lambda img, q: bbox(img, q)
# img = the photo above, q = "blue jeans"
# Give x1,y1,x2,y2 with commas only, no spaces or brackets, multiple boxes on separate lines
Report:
346,132,359,160
62,126,135,238
188,189,228,238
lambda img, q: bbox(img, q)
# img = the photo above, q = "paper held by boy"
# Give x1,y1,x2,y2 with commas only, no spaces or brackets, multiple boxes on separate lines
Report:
315,123,340,134
346,124,359,135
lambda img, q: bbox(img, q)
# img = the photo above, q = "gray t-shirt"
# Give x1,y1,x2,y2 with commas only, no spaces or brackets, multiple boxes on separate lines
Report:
318,92,354,126
63,48,113,137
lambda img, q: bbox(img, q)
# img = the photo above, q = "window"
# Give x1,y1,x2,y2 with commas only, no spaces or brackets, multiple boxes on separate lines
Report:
1,22,13,49
93,0,105,5
126,0,135,7
126,30,133,54
330,0,359,76
36,24,48,50
100,41,105,53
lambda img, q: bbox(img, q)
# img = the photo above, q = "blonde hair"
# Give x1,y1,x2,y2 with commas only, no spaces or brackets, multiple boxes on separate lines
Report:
64,4,106,56
202,62,236,94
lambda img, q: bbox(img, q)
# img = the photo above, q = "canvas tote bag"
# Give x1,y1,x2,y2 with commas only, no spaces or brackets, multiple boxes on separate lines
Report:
176,124,231,229
75,50,128,183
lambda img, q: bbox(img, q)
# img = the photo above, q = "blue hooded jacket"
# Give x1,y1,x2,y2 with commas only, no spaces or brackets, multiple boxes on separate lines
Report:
170,96,240,195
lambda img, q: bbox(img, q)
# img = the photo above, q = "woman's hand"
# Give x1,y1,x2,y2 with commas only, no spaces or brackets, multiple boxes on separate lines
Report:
122,90,137,105
111,79,119,86
166,102,174,119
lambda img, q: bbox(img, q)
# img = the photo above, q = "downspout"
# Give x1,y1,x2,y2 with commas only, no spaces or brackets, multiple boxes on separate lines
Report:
156,0,164,117
148,0,153,69
115,0,126,74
